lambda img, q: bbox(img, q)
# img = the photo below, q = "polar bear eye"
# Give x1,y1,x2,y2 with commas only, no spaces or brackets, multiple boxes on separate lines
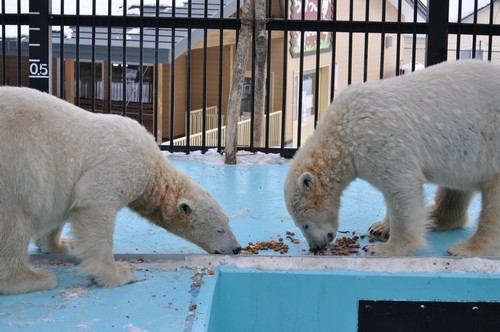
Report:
304,224,309,230
177,202,192,214
217,229,226,234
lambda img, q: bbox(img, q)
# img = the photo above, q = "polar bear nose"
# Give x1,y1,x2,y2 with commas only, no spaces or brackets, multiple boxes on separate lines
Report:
328,232,334,242
213,247,241,255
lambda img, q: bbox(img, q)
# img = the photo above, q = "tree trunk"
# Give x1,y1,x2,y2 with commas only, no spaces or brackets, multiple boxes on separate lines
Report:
224,0,254,165
253,0,267,148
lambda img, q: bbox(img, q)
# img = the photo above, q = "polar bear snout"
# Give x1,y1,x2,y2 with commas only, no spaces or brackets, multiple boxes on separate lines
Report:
302,227,337,253
309,233,335,253
214,247,242,255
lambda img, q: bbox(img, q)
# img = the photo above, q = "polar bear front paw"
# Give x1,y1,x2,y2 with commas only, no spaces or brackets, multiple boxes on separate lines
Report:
368,221,390,241
92,261,136,288
362,242,415,256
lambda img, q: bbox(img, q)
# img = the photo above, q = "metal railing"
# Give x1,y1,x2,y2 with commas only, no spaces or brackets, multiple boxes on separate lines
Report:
1,0,500,158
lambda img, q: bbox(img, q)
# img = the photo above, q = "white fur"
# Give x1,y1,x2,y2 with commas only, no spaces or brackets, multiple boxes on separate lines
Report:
284,60,500,257
0,87,240,295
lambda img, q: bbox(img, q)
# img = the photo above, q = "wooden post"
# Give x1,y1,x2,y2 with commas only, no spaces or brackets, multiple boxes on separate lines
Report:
224,0,254,164
156,63,165,144
253,0,267,148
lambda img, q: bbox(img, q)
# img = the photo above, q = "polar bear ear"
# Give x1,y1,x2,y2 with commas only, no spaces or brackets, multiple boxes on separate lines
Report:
298,172,314,191
178,201,193,214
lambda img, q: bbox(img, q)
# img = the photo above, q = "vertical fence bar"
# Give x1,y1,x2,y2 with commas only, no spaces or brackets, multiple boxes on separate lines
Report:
139,0,144,125
90,0,96,112
202,0,208,151
426,0,450,66
217,0,224,153
168,0,176,151
347,0,353,85
379,0,386,79
411,0,418,71
471,0,478,59
313,0,321,127
1,0,6,85
296,0,306,148
153,0,160,142
75,0,81,106
488,0,494,61
395,0,402,75
363,0,369,82
58,0,65,98
455,0,462,60
122,0,128,116
280,0,289,154
264,0,272,149
106,0,112,113
330,0,337,99
16,0,22,86
185,0,192,153
250,3,256,151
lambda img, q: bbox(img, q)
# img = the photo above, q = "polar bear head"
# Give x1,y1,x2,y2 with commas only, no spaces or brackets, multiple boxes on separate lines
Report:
164,185,241,255
284,139,353,253
132,164,241,255
284,169,341,252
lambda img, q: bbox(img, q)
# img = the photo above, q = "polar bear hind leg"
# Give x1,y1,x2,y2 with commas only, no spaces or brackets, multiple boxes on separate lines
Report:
427,187,474,231
447,175,500,256
70,205,136,287
35,225,72,254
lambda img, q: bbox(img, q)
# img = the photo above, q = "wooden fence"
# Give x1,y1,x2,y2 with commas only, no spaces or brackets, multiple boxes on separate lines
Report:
188,106,222,134
165,110,282,148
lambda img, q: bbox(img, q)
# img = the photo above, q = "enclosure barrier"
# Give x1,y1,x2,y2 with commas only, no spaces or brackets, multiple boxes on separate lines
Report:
1,0,500,157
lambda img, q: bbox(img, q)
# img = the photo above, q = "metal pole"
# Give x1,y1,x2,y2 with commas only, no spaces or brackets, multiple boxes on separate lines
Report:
29,0,52,93
426,0,449,66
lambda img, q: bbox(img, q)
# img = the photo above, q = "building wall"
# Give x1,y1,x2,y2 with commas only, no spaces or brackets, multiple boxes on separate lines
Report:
0,56,34,87
283,0,401,146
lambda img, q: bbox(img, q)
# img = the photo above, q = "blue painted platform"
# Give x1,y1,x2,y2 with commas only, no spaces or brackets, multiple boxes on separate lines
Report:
2,152,499,331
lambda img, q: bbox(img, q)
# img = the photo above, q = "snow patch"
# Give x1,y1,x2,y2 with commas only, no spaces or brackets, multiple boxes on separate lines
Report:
163,148,289,166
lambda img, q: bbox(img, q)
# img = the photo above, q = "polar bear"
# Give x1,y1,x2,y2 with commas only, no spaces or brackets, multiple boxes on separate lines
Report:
0,86,241,295
284,60,500,257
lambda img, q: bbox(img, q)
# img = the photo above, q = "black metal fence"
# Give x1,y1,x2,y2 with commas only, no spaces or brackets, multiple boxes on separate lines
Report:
1,0,499,157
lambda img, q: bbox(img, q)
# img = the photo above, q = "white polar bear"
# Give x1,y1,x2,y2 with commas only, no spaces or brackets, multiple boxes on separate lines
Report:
284,60,500,257
0,86,241,295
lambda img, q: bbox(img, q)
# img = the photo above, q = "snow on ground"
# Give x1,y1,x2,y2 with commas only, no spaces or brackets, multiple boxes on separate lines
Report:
163,148,290,166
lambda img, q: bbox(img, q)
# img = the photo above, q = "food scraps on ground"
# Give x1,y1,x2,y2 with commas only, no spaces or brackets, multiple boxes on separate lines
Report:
239,231,299,255
239,231,362,256
314,236,361,256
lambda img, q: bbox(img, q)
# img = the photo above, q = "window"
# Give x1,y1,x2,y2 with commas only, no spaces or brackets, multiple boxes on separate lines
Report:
294,71,315,123
111,64,153,103
460,49,485,60
78,62,103,99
